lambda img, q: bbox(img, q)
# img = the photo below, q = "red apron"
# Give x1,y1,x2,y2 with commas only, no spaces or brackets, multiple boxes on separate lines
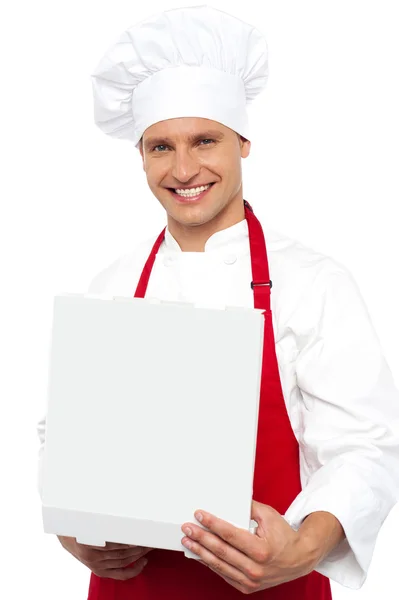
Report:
88,200,332,599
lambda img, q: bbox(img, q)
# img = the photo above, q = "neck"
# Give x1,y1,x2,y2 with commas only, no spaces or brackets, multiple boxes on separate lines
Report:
167,196,246,252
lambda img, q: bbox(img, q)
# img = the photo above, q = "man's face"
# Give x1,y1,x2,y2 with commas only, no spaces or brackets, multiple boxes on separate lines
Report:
139,117,251,230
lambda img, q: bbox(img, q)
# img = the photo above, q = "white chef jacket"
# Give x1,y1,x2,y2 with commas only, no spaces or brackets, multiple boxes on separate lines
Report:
36,217,399,590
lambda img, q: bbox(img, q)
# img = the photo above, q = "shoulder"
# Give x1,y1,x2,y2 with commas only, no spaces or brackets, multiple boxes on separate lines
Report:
86,233,160,294
262,224,357,327
264,223,350,288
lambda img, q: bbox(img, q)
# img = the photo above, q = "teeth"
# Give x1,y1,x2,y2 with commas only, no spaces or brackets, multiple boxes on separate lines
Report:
175,184,211,196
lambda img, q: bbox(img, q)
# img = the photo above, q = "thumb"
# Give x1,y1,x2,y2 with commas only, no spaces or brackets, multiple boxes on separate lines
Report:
251,500,281,523
251,500,285,540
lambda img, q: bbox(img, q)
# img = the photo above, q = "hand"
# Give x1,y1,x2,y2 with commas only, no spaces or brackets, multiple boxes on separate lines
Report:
181,501,316,594
57,535,154,580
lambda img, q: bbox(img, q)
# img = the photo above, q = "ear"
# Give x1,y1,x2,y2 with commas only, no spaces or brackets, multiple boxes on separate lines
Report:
240,137,251,159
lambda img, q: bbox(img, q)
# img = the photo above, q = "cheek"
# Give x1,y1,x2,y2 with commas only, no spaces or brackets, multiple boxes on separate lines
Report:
197,156,224,178
146,165,167,185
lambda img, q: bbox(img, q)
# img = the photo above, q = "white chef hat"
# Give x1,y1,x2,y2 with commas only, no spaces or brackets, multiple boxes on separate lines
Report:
91,4,269,148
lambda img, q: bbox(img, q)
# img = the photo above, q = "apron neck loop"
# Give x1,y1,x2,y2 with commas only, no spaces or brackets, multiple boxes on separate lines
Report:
244,200,272,312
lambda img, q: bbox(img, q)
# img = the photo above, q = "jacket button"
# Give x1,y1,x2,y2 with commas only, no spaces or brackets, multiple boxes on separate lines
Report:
163,256,175,267
224,254,237,265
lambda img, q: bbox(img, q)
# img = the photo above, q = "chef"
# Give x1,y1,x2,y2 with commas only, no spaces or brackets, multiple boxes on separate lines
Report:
36,5,399,600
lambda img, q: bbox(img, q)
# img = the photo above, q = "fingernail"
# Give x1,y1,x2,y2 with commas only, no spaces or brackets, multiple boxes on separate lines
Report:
195,512,203,522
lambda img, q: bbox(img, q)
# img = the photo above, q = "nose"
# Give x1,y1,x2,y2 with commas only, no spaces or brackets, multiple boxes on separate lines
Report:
171,147,201,183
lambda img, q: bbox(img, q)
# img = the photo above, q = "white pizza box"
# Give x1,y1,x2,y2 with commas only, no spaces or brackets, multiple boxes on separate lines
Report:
41,293,265,558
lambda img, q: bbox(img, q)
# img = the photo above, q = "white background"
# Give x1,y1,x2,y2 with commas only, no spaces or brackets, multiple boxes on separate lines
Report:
1,0,398,598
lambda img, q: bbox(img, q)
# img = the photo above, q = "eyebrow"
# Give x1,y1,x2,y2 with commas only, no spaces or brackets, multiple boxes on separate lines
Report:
144,130,225,150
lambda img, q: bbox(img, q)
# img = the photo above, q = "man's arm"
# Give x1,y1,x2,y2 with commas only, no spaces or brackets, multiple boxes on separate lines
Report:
285,264,399,589
298,511,345,569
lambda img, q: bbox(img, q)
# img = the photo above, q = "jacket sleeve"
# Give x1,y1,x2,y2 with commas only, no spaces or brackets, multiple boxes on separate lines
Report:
284,265,399,589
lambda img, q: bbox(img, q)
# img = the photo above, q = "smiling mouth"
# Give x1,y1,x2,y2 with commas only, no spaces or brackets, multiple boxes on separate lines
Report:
168,183,215,192
167,182,215,202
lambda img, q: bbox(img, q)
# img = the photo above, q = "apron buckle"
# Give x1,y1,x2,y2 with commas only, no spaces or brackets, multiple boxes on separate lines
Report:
251,280,273,289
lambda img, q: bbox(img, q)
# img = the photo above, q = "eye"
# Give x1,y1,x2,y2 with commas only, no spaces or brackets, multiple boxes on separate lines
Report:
151,139,215,152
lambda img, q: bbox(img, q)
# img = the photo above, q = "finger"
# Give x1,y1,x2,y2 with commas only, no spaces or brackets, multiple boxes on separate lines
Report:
97,546,153,563
182,527,259,577
184,540,253,588
94,557,149,581
98,553,146,570
187,511,265,560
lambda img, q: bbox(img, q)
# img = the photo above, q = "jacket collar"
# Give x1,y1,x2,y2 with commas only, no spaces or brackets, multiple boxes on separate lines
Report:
164,218,249,253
